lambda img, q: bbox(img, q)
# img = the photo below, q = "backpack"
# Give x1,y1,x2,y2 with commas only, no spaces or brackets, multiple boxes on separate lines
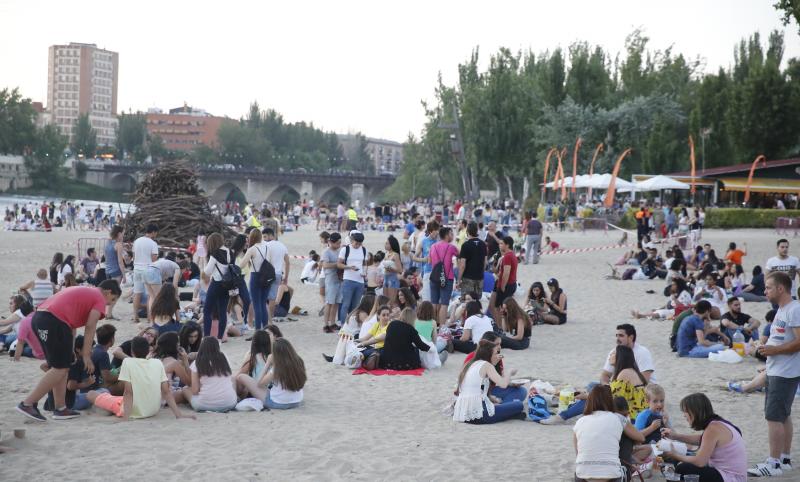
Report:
430,244,447,288
344,245,366,265
214,249,243,294
254,245,276,289
527,394,551,422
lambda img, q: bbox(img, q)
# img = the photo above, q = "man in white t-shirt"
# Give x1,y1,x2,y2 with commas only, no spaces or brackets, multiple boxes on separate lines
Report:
336,231,366,325
766,239,800,299
263,227,289,321
132,224,159,323
452,300,493,353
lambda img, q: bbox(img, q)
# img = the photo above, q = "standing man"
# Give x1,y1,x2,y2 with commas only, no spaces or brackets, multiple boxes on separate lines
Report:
263,228,289,322
15,281,121,421
524,211,543,265
429,227,459,325
414,221,439,302
337,231,367,324
749,272,800,477
262,210,281,239
132,224,159,323
321,232,343,332
766,239,800,299
457,221,487,298
346,205,358,231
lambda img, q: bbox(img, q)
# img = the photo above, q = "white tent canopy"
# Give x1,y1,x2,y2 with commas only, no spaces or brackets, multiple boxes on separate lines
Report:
632,175,690,192
544,173,635,190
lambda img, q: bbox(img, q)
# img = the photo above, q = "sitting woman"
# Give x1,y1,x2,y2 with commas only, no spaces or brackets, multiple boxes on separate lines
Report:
152,332,191,403
610,345,648,422
499,298,531,350
236,338,306,409
237,330,272,398
414,301,447,358
661,393,747,481
379,307,431,370
739,265,768,302
356,305,391,369
359,295,389,340
396,287,417,312
693,272,726,320
323,295,376,364
632,278,693,320
181,336,237,412
452,339,525,424
524,281,548,324
573,385,644,482
150,284,181,335
0,294,34,351
179,322,203,362
112,326,157,369
541,278,568,325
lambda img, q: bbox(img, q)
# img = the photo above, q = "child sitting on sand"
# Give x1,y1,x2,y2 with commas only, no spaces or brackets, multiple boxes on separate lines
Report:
634,384,670,445
86,336,193,421
236,338,306,409
237,330,273,398
182,337,238,412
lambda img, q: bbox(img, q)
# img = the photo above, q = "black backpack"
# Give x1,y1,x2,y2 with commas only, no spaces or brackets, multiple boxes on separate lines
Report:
430,244,447,288
214,249,243,292
254,245,276,288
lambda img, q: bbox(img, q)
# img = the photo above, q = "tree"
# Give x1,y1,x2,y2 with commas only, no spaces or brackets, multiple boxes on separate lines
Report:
116,113,148,161
71,113,97,158
774,0,800,35
25,124,67,186
0,87,37,155
148,134,166,163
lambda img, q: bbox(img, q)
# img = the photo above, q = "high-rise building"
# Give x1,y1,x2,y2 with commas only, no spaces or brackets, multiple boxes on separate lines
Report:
47,42,119,147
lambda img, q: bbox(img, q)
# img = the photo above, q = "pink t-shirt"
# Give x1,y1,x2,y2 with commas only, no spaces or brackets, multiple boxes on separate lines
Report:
38,286,106,329
430,241,459,280
17,314,45,359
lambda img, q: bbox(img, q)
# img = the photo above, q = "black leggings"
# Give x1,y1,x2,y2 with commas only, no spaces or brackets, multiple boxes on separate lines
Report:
452,339,476,354
501,335,530,350
675,462,723,482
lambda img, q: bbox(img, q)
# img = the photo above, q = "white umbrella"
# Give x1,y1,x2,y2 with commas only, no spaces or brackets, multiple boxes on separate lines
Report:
634,175,690,191
586,173,636,190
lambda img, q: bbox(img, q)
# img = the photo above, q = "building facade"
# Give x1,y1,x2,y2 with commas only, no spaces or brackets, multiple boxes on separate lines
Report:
47,42,119,147
145,105,229,152
338,134,404,174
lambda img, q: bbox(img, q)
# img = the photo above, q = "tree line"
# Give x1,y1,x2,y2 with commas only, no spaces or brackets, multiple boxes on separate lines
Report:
386,30,800,203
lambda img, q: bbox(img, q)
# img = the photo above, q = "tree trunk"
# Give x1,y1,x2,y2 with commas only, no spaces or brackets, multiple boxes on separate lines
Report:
470,167,480,200
505,175,514,201
493,176,501,200
522,175,530,204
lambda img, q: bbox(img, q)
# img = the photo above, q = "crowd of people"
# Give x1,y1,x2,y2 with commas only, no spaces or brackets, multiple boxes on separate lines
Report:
5,196,800,481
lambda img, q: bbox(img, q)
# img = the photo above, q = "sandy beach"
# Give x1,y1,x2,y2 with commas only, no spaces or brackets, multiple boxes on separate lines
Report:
0,225,795,481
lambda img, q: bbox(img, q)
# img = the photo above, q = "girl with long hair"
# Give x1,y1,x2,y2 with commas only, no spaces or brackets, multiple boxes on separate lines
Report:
0,294,34,351
610,344,648,421
323,294,377,364
383,235,402,304
179,321,202,359
229,233,252,328
499,298,531,350
237,330,273,398
396,287,417,312
104,225,126,319
541,278,568,325
525,281,547,323
151,284,181,335
238,229,270,330
236,338,306,409
49,252,63,285
152,332,191,402
182,337,237,412
379,307,431,370
202,233,234,339
58,255,76,287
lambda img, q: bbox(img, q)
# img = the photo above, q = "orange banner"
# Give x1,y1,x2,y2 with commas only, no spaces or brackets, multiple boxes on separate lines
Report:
744,155,766,204
688,135,696,195
571,137,582,194
542,147,557,198
588,143,603,200
603,148,633,208
557,148,568,200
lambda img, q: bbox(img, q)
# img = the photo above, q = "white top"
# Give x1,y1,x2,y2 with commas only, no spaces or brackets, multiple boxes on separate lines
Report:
243,241,269,272
603,343,657,383
573,411,626,479
694,285,728,312
359,314,377,340
339,244,366,283
300,260,318,283
57,263,72,285
204,247,232,282
453,361,493,422
766,300,800,378
133,236,159,270
766,255,800,296
464,314,494,343
190,361,238,409
266,240,288,276
270,379,303,404
341,313,361,337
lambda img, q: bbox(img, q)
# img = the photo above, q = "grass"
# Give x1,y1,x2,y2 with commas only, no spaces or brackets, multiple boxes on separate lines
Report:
7,177,130,203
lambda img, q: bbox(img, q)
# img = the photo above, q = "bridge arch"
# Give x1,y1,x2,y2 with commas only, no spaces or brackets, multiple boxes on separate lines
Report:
318,186,350,205
109,173,137,192
210,182,247,206
267,185,301,203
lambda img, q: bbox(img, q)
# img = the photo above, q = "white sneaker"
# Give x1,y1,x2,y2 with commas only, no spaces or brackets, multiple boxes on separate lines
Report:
781,459,792,471
538,415,565,425
748,462,783,477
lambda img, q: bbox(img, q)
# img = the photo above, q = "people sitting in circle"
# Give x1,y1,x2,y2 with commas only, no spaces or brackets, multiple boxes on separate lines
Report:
236,338,306,410
541,278,567,325
452,300,493,354
379,307,431,371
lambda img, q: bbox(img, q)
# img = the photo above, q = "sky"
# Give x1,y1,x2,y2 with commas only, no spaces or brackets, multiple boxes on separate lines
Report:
1,0,798,142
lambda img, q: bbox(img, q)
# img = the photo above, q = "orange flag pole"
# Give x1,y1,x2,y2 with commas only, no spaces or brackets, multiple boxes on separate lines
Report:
557,148,568,201
571,137,582,194
744,155,766,204
604,148,633,208
542,147,557,199
688,135,697,195
588,143,603,200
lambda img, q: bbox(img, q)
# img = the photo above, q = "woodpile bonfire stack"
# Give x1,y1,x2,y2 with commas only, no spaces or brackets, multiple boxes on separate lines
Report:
122,162,234,247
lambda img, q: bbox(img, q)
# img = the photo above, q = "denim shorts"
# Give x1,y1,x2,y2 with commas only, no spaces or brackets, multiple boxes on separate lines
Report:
265,392,302,410
324,277,342,304
765,375,800,422
133,269,146,294
430,279,454,305
383,272,400,289
145,266,162,285
268,275,282,301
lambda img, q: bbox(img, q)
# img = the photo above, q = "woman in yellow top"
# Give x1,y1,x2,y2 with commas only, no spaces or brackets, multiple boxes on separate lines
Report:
609,344,648,421
356,305,391,369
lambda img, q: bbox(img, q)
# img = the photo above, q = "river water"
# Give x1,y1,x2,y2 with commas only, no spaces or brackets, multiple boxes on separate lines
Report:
0,195,135,215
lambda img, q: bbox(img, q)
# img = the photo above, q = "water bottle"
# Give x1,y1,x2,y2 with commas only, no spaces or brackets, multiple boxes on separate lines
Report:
558,386,575,412
732,330,745,357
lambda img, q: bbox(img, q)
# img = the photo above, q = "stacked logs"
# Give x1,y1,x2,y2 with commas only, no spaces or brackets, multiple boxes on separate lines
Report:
122,162,235,247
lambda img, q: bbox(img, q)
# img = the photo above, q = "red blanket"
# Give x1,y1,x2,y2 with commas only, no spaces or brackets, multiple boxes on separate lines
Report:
352,367,425,376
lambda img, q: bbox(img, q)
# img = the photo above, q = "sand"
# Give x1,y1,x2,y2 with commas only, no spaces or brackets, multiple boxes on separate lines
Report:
0,225,796,481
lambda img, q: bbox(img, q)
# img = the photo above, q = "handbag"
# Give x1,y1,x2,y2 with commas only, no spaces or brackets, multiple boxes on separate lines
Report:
420,339,441,369
333,334,355,365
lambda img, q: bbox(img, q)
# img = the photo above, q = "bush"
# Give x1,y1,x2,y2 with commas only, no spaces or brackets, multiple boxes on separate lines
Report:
704,208,800,229
75,160,88,180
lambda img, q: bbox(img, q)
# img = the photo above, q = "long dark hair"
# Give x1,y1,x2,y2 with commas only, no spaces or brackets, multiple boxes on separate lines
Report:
584,384,615,415
612,344,647,386
51,252,63,270
247,330,272,376
680,392,741,434
179,321,202,353
456,339,495,394
195,336,231,377
153,332,180,360
150,284,180,319
231,233,248,258
271,338,306,392
10,294,33,316
501,298,531,333
397,287,416,309
62,255,75,271
527,281,546,301
387,235,400,254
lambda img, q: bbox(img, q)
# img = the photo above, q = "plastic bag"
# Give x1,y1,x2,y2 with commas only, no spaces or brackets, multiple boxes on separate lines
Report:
708,349,743,364
530,379,556,395
332,334,355,365
420,339,442,370
344,346,364,369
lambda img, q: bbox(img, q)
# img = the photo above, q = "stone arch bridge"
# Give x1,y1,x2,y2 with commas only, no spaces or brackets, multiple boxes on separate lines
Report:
83,165,395,205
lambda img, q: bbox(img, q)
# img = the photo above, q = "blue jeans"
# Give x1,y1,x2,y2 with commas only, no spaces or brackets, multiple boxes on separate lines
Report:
466,400,524,424
74,388,108,410
724,328,758,343
203,280,230,338
559,382,599,420
491,385,527,402
685,343,725,358
265,392,302,410
338,280,364,323
250,273,270,329
237,276,251,325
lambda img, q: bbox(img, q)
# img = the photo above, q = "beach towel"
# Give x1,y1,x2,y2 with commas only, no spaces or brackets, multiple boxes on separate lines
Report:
352,367,425,376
